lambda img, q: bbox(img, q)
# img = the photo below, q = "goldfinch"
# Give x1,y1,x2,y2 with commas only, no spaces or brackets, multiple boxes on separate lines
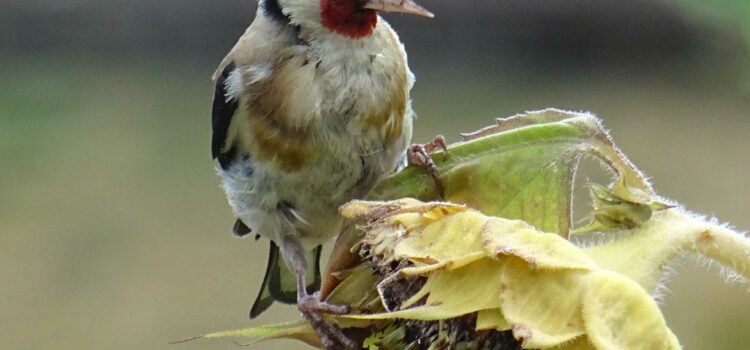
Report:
211,0,432,347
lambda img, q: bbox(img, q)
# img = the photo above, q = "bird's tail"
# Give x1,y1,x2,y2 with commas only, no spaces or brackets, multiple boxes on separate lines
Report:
249,241,322,318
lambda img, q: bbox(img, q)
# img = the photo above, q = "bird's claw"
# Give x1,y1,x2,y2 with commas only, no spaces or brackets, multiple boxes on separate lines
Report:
300,292,350,315
407,135,448,198
299,293,356,350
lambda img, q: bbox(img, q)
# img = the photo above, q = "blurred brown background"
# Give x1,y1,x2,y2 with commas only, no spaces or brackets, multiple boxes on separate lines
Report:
1,0,749,349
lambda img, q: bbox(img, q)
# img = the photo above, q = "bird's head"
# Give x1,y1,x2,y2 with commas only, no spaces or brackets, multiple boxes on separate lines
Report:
276,0,433,39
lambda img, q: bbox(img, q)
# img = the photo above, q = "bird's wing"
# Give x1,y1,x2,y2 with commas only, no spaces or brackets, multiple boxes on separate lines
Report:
211,63,240,170
250,241,322,318
211,14,323,319
211,11,299,170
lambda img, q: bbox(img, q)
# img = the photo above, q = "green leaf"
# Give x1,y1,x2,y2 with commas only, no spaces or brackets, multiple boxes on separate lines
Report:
174,321,322,348
325,264,379,308
325,109,650,296
369,109,651,236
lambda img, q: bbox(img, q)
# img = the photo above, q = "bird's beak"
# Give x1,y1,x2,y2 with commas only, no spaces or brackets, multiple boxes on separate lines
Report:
363,0,435,18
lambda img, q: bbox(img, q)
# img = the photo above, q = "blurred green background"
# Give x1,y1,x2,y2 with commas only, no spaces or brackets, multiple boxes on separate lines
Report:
1,0,749,349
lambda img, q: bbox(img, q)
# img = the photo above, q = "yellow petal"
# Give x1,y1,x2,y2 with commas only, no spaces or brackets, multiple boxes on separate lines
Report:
339,198,426,219
498,257,586,348
476,308,510,331
483,217,597,270
581,271,681,350
393,210,488,263
348,258,503,321
399,251,486,276
551,336,595,350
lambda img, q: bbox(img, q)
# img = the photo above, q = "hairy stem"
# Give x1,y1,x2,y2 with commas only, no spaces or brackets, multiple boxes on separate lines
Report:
586,208,750,293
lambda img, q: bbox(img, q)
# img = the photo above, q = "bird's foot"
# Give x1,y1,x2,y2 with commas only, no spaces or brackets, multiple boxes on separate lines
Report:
407,135,448,198
299,292,356,350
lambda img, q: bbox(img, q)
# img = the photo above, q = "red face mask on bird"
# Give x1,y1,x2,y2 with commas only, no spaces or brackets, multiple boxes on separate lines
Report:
320,0,432,38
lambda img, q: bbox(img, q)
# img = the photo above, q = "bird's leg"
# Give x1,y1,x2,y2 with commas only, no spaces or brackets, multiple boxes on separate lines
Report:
282,239,356,350
407,134,448,197
297,277,356,350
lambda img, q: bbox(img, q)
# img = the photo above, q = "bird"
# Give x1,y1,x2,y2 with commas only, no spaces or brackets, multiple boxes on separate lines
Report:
210,0,433,347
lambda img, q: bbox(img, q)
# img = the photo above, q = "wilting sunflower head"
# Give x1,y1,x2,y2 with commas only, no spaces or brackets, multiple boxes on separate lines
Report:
327,198,681,350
